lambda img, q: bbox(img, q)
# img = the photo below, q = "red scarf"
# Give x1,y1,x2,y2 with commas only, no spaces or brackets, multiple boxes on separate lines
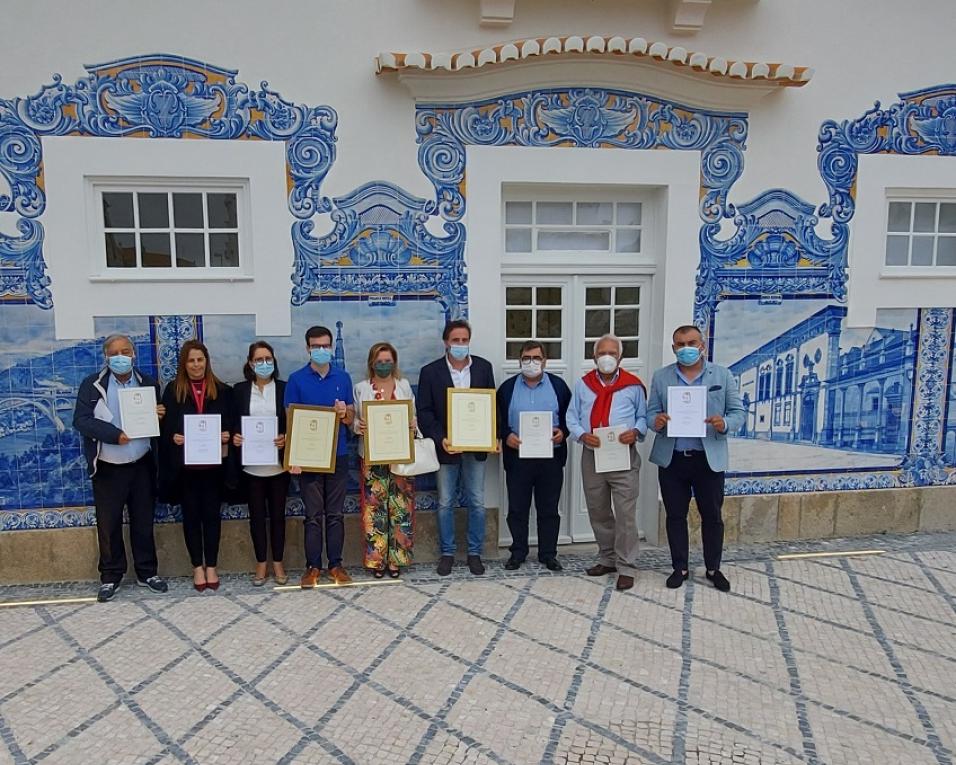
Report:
583,369,646,431
189,379,206,414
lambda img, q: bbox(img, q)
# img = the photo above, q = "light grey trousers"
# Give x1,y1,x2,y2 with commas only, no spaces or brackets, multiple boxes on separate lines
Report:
581,446,641,577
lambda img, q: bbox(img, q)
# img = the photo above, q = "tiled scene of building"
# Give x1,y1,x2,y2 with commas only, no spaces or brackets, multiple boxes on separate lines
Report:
2,533,955,765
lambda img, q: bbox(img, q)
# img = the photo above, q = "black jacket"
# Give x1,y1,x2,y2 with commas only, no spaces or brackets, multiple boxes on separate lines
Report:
73,367,161,479
158,379,234,503
227,379,287,500
417,355,496,464
496,372,572,471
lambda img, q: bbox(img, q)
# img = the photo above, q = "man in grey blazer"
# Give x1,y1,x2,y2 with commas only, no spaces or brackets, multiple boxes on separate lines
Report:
646,325,745,591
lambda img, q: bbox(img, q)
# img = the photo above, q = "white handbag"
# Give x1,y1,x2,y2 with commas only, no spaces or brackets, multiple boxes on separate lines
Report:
391,434,440,477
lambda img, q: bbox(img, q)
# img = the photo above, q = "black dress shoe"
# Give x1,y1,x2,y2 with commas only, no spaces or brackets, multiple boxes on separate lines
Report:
666,570,689,589
540,557,563,572
706,570,731,592
504,557,522,571
586,564,617,576
436,556,454,576
467,555,485,575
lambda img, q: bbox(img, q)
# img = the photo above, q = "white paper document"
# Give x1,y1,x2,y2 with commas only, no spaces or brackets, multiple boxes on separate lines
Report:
241,415,279,466
518,411,554,459
666,385,708,438
117,386,160,439
593,425,631,473
184,414,222,465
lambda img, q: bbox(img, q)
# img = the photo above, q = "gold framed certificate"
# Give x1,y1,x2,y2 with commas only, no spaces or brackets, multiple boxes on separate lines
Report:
363,399,414,466
283,405,339,473
447,387,497,452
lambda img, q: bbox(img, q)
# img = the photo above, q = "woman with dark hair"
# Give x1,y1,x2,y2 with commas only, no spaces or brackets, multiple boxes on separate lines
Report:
231,341,289,586
159,339,233,592
353,341,416,578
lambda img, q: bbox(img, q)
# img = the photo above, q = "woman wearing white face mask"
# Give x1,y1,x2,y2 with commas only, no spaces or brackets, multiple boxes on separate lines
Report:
231,341,289,586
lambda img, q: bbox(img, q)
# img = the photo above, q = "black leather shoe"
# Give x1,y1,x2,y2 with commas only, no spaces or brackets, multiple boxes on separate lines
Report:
467,555,485,575
666,570,689,589
504,557,522,571
706,570,731,592
436,556,454,576
541,557,563,572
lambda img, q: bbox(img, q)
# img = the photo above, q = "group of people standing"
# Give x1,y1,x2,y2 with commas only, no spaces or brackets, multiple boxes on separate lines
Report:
74,318,743,603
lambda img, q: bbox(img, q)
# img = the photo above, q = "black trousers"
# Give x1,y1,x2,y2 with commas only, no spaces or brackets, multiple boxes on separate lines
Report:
92,455,158,584
658,451,725,573
247,472,290,563
300,462,347,569
180,467,223,568
505,458,564,561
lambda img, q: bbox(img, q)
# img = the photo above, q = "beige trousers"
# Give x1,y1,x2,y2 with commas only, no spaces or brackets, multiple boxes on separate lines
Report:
580,445,641,578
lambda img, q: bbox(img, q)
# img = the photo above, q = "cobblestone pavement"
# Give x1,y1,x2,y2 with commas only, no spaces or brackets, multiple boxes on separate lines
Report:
1,532,955,765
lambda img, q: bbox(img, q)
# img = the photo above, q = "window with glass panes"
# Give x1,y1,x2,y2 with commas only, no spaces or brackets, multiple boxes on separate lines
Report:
505,286,564,360
885,200,956,267
100,189,241,270
504,200,642,254
584,286,641,359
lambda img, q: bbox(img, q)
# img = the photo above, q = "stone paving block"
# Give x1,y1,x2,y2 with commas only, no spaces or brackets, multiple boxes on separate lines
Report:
781,610,894,676
90,618,188,691
689,617,792,690
132,653,242,741
370,638,467,715
683,711,805,765
864,603,956,661
442,580,520,622
588,627,683,695
40,705,162,765
55,601,147,651
412,602,498,663
483,630,577,702
0,625,71,699
529,575,606,615
775,577,871,629
204,613,295,683
772,559,857,597
508,597,593,654
807,705,941,765
351,582,434,627
253,645,354,722
256,588,344,633
916,690,956,754
161,595,246,645
602,591,684,649
284,741,347,764
310,606,399,671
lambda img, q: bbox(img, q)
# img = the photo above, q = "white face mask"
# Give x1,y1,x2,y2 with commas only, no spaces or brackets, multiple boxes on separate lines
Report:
520,359,543,378
596,354,618,374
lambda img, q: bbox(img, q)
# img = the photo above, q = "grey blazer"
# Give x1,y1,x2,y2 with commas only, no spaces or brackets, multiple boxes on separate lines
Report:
645,362,745,471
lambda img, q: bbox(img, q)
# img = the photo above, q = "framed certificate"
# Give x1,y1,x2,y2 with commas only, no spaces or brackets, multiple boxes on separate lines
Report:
241,415,279,466
284,405,339,473
184,414,223,466
363,399,414,466
447,388,497,452
117,386,160,439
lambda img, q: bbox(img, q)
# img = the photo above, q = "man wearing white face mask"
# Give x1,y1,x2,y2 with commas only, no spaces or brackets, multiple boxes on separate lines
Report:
566,334,647,591
646,325,745,592
73,334,168,602
496,341,572,571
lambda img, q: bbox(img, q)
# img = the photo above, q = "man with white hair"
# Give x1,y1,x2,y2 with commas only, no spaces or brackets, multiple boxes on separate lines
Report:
566,333,647,591
73,334,168,602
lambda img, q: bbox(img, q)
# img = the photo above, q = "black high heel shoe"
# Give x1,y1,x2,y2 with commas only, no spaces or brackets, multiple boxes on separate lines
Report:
388,568,400,579
372,568,385,579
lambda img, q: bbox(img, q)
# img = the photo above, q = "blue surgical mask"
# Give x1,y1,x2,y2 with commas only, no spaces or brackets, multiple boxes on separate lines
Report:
253,361,275,379
107,355,133,375
310,347,333,366
448,345,469,361
676,346,702,366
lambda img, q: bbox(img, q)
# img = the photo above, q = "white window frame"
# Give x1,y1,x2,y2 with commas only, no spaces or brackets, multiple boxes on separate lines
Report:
501,185,656,267
89,178,251,279
883,193,956,270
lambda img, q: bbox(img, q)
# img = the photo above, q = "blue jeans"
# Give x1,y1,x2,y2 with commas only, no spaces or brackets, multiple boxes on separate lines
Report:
436,454,486,556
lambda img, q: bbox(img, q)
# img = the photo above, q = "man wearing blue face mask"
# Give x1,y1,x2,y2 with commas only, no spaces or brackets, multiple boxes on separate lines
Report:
646,325,745,592
73,334,168,602
417,319,496,576
285,325,355,588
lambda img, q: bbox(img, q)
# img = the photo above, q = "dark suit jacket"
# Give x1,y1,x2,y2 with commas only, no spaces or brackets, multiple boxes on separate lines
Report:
417,355,495,464
227,379,287,501
496,372,572,472
158,380,234,503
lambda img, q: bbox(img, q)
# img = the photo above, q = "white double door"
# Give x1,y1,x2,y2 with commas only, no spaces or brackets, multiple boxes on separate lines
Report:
499,272,657,545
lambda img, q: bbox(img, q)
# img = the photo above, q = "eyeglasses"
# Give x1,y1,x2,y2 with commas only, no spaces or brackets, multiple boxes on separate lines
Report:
519,356,544,363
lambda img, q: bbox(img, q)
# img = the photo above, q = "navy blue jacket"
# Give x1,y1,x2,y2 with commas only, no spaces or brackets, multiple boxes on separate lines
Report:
73,366,161,479
417,355,496,464
496,372,572,472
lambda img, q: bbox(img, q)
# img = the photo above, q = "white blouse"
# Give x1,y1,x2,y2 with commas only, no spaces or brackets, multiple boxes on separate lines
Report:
244,380,284,478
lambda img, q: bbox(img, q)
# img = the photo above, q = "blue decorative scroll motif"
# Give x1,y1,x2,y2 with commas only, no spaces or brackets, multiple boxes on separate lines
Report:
0,54,338,307
416,88,748,226
293,182,467,318
696,189,847,327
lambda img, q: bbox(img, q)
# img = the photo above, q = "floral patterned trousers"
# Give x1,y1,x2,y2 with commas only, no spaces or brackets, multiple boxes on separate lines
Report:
359,461,415,570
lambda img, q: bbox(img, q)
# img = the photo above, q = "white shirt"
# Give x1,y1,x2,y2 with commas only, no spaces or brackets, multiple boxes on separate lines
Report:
244,380,283,478
446,356,472,389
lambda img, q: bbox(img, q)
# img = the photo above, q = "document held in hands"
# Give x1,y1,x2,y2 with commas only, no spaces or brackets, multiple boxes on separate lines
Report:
117,386,160,439
241,416,279,466
184,414,222,465
593,424,631,473
666,386,708,438
518,411,553,459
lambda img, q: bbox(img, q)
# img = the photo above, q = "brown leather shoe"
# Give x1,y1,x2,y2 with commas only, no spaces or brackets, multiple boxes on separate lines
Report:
300,567,321,588
615,575,635,591
328,566,352,585
586,564,617,576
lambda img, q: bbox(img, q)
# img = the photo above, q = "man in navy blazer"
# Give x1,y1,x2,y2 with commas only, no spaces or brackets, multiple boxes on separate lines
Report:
646,325,745,592
496,341,571,572
417,319,496,576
